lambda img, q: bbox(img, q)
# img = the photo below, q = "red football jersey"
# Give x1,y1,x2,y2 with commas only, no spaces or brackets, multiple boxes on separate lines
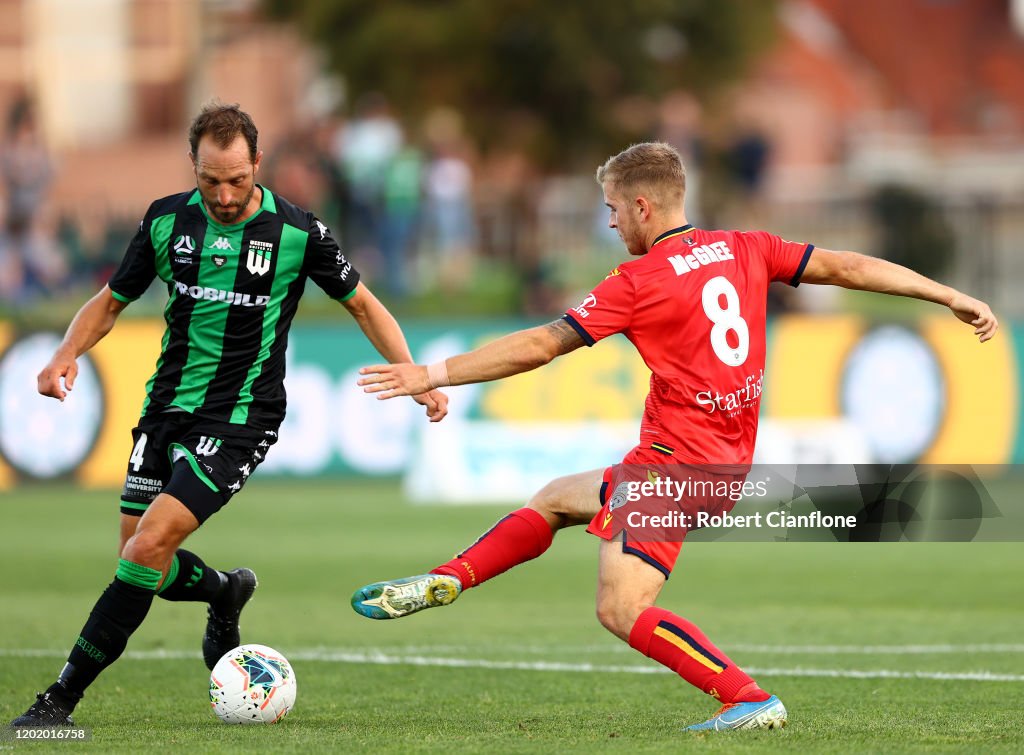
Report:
564,224,813,467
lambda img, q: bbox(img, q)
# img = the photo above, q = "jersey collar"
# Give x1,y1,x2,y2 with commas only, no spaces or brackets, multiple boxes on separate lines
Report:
651,225,696,249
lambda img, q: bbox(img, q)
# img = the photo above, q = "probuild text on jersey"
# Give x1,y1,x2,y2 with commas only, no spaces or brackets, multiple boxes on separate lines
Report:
174,281,269,307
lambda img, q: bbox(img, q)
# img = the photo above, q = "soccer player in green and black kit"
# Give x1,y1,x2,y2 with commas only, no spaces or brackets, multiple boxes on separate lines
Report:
10,103,449,727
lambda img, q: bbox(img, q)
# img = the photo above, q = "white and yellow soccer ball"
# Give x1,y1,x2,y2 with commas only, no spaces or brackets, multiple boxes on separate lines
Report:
209,644,297,724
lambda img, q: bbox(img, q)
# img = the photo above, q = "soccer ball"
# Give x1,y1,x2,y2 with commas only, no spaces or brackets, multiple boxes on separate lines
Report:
209,644,297,724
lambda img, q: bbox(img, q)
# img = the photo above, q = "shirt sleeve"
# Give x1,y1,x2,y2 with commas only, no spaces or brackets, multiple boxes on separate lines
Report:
304,216,360,300
562,269,636,346
108,208,158,303
745,230,814,287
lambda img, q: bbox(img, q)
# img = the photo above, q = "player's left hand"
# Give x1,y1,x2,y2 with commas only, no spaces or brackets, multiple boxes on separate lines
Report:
358,363,433,399
412,388,449,422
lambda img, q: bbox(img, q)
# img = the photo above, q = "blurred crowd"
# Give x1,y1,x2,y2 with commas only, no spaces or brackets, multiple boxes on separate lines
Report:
0,92,778,315
0,99,62,304
0,99,140,308
260,90,781,314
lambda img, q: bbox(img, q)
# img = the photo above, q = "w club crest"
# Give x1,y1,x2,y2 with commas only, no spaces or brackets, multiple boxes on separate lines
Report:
246,240,273,276
196,436,222,457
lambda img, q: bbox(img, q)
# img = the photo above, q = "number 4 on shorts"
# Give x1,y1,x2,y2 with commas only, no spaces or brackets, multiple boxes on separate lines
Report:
130,433,148,472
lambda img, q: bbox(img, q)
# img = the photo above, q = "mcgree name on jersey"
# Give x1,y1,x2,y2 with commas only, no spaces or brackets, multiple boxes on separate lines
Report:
174,280,270,307
667,241,734,276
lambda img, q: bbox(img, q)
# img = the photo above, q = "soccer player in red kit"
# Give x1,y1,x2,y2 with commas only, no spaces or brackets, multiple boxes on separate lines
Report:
351,142,998,731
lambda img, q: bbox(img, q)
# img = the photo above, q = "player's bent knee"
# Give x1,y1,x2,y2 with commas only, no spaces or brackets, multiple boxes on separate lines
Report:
119,514,143,555
527,473,598,527
595,600,631,641
595,593,652,641
595,600,619,637
525,487,568,530
121,529,180,569
527,479,562,512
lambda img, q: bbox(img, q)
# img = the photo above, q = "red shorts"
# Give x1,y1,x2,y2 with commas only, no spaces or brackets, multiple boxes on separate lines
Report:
585,445,746,578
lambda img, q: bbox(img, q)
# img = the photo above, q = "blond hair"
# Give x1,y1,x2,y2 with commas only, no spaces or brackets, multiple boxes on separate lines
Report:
596,142,686,210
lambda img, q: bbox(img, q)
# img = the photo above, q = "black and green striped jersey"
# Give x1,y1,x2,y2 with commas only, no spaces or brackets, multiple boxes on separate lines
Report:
109,186,360,429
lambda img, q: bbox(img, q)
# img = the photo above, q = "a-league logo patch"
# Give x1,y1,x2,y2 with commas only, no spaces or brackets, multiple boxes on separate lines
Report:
173,235,196,255
602,481,631,530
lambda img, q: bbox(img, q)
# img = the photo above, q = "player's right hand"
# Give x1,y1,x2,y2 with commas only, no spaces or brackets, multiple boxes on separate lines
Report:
358,363,433,399
37,352,78,401
948,293,998,342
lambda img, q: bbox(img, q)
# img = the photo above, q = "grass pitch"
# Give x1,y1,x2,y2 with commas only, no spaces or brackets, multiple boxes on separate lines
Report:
2,479,1022,752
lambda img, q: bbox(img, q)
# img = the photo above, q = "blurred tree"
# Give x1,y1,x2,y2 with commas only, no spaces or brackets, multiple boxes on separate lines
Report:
262,0,777,169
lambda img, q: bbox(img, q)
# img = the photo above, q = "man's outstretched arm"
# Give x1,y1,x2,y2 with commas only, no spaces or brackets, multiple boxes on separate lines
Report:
358,319,586,399
342,282,450,420
799,248,998,342
38,285,129,401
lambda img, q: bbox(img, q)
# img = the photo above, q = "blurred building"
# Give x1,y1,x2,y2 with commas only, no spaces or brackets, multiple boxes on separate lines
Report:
721,0,1024,315
0,0,1022,314
534,1,1024,316
0,0,331,222
738,0,1024,190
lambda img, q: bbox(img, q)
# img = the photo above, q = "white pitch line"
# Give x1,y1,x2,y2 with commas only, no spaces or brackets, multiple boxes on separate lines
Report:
730,643,1024,655
1,648,1022,682
7,643,1021,656
481,643,1024,655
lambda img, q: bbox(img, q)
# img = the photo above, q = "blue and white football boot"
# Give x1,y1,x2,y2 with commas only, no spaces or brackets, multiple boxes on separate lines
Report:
685,695,787,731
351,574,462,619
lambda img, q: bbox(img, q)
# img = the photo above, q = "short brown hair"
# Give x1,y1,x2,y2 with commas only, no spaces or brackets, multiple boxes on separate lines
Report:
596,142,686,209
188,102,259,162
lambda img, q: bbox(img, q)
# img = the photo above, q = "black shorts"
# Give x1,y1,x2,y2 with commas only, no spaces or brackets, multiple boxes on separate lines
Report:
120,412,278,524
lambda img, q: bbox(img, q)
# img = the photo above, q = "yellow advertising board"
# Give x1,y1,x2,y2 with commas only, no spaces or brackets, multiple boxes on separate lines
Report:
0,322,12,489
77,320,165,488
0,315,1019,490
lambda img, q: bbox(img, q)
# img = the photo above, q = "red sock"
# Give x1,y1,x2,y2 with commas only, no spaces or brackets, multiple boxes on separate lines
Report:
431,508,553,587
628,607,770,704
